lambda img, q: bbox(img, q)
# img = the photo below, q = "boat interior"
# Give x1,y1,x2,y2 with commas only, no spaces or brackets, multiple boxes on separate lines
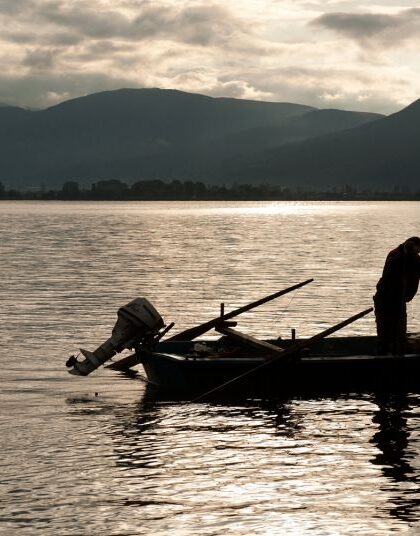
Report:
157,335,381,359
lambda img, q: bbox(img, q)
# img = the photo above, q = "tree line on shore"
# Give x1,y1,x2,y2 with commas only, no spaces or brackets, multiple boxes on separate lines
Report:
1,179,419,201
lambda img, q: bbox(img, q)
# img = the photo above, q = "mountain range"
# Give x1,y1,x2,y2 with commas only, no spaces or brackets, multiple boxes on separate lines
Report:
227,98,420,191
2,87,417,191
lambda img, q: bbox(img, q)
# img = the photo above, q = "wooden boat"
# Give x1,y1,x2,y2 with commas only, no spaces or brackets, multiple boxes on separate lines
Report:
131,334,420,398
67,279,420,398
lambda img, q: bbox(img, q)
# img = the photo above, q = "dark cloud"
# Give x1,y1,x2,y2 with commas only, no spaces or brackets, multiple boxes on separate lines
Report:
2,29,82,46
42,3,132,40
0,0,35,16
88,41,134,55
32,1,248,46
22,49,57,70
149,4,247,45
312,8,420,44
1,30,38,44
313,13,394,38
46,32,82,46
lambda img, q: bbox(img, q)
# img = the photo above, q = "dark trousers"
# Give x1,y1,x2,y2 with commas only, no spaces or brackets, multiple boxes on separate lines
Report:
373,294,407,355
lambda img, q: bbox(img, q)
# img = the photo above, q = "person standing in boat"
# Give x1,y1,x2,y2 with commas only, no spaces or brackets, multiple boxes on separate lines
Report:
373,236,420,355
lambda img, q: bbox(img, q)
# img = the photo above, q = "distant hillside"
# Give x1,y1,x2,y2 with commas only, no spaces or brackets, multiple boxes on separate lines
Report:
0,88,381,189
201,108,381,160
226,99,420,190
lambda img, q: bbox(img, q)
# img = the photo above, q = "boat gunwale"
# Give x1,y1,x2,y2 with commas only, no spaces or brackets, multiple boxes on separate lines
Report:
141,349,420,365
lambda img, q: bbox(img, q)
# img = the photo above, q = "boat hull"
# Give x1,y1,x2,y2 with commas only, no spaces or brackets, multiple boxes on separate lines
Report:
139,336,420,397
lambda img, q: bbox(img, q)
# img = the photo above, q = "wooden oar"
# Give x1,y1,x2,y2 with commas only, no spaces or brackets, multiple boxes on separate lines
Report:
167,278,314,342
192,307,373,401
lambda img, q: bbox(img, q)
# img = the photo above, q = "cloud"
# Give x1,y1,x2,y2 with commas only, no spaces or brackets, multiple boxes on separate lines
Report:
0,71,144,109
0,0,35,16
1,0,420,113
230,64,415,114
22,48,57,70
167,70,273,101
311,8,420,46
42,2,134,40
36,1,250,47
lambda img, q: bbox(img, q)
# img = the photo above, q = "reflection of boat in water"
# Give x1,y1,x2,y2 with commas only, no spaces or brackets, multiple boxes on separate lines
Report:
65,280,420,398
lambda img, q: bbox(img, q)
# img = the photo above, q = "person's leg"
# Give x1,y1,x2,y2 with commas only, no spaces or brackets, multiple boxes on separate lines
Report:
374,294,392,354
392,303,407,355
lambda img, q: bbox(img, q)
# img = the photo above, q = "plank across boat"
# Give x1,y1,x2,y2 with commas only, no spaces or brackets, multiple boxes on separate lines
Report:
134,335,420,396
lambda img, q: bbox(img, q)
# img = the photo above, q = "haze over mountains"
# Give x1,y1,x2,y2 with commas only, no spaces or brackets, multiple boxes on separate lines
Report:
2,87,417,191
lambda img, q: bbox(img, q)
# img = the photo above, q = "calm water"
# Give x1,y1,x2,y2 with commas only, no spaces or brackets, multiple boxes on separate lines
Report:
1,200,420,535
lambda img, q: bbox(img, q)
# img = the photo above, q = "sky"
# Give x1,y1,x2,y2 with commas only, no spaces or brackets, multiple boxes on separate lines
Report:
1,0,420,113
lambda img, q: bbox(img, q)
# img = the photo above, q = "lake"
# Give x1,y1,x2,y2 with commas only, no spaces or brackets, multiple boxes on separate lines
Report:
1,200,420,535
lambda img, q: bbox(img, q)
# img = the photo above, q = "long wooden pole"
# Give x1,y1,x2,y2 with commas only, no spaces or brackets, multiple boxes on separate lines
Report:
167,278,314,341
107,279,312,371
192,307,373,401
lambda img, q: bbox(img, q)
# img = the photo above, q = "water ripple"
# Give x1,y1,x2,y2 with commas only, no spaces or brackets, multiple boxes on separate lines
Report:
2,201,420,535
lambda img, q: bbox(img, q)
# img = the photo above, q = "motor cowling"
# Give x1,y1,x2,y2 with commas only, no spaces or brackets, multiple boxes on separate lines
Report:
66,298,164,376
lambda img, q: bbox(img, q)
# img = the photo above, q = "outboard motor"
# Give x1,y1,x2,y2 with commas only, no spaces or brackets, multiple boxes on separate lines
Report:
66,298,165,376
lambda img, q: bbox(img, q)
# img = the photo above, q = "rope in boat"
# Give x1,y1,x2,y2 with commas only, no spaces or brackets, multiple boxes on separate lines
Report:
274,286,300,333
